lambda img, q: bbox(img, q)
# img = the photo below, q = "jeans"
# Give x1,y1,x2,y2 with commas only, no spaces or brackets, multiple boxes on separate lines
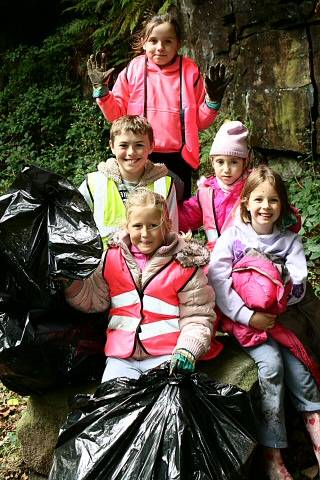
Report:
246,337,320,448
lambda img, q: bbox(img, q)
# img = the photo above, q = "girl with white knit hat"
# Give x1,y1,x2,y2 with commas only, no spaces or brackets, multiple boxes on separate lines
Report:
178,120,250,250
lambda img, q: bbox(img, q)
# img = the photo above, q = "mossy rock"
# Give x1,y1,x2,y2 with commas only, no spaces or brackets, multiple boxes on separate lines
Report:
16,382,98,476
197,334,258,392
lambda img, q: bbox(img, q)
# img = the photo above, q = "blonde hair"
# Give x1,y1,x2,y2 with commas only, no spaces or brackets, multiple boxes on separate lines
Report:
110,115,154,145
125,189,171,232
131,13,182,55
240,164,291,226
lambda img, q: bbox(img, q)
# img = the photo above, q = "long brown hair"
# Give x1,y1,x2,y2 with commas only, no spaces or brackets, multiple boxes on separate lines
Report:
131,13,182,56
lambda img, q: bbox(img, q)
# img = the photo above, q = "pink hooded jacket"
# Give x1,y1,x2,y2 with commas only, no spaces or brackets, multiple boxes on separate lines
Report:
179,176,246,249
97,55,218,169
218,252,320,386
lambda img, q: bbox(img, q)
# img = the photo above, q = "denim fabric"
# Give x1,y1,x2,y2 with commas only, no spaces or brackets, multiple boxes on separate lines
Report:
246,337,320,448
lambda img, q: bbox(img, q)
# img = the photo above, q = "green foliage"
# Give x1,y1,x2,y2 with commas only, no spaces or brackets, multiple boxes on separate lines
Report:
287,169,320,293
0,88,111,192
0,0,176,194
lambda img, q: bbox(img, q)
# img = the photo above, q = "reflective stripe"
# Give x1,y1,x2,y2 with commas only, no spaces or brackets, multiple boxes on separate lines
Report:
100,225,119,238
111,290,140,308
79,181,93,209
205,229,218,242
143,294,179,316
139,319,180,340
108,315,140,331
88,174,171,244
154,177,167,197
88,173,109,236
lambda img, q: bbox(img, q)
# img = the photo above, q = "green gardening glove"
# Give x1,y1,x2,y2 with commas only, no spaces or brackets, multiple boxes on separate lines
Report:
170,348,195,375
204,63,233,104
87,52,115,98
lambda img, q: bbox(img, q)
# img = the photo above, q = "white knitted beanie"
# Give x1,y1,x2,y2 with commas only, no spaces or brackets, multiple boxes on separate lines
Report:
210,121,249,158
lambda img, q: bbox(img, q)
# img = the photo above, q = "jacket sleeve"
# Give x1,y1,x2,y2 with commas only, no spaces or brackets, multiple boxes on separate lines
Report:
65,253,110,313
96,68,130,122
178,191,203,232
193,72,219,130
285,234,307,305
207,228,254,326
175,267,215,359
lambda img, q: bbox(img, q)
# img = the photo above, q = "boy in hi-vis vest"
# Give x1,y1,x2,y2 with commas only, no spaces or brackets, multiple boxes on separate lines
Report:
79,115,182,248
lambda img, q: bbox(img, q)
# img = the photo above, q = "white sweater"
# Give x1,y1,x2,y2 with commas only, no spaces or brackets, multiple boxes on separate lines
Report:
207,221,307,326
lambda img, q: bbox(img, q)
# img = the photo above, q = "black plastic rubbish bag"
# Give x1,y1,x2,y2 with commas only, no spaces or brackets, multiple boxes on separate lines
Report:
49,366,257,480
0,165,106,394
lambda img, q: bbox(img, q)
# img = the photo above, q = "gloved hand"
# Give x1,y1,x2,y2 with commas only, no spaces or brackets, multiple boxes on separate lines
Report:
87,52,115,98
204,63,233,103
170,348,195,375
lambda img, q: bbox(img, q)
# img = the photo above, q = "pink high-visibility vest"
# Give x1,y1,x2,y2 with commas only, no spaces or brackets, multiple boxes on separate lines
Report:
103,247,196,358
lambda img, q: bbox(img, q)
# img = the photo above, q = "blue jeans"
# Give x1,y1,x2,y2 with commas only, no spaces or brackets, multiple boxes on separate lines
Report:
246,337,320,448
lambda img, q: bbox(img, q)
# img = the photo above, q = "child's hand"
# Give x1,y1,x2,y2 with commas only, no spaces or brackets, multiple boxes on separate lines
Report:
170,348,195,375
249,312,277,331
87,52,115,96
204,63,233,103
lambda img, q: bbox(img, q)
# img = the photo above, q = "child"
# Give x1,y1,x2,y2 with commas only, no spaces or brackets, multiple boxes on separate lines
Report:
208,165,320,480
65,189,222,381
87,13,231,198
79,115,181,248
179,120,249,250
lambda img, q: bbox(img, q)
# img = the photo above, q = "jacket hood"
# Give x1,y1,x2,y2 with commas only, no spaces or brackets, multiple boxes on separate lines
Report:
109,230,210,268
97,157,168,185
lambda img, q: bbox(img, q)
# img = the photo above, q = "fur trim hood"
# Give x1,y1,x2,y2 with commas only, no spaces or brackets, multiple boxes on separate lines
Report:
108,231,210,268
97,157,168,185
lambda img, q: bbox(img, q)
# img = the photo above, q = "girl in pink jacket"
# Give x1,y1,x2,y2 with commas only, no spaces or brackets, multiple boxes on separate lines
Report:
65,189,221,381
179,120,250,249
87,13,231,199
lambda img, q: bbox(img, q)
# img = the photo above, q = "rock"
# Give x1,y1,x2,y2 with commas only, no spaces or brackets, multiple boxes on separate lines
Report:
198,334,258,392
179,0,320,158
16,383,98,476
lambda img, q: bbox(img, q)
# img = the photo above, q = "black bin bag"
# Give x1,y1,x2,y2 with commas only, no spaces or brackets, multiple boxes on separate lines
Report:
0,165,106,395
49,366,257,480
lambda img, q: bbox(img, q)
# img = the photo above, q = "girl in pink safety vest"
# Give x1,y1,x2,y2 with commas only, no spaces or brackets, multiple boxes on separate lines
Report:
179,120,251,250
64,189,222,381
87,13,232,199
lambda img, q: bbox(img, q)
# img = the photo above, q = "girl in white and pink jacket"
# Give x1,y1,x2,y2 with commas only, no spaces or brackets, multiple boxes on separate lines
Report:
208,165,320,480
65,189,222,381
87,13,231,198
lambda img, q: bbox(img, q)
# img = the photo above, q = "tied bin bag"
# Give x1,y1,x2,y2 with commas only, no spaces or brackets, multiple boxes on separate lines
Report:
49,366,257,480
0,165,106,395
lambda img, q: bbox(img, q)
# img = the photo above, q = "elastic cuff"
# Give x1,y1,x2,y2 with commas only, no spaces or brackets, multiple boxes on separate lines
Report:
205,96,221,110
92,85,109,98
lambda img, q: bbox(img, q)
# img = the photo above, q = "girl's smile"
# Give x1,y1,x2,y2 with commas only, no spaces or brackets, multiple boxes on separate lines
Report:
246,181,281,234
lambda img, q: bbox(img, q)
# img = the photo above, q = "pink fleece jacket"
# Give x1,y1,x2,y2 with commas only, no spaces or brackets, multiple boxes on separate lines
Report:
97,55,218,169
179,175,246,245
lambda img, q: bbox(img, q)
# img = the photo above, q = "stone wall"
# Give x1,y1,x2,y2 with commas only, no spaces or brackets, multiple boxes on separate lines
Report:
178,0,320,161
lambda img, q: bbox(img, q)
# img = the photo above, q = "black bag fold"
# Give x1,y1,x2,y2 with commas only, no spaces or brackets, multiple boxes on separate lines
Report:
49,366,257,480
0,165,106,394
